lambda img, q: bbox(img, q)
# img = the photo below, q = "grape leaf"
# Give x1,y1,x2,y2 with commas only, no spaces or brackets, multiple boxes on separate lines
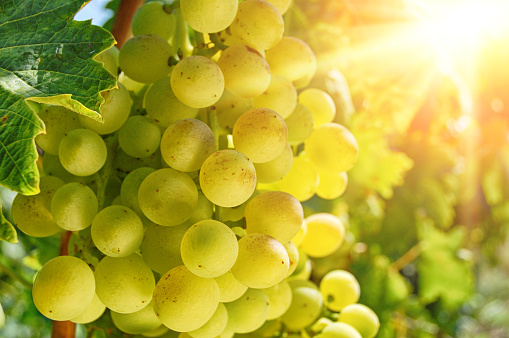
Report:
0,0,116,195
0,301,4,329
0,204,17,243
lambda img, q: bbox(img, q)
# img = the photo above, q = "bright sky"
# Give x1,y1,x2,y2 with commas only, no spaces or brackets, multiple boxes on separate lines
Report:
74,0,114,26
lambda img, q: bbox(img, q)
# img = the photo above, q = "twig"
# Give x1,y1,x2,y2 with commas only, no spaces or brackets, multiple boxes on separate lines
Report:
391,243,423,271
111,0,144,48
0,261,32,289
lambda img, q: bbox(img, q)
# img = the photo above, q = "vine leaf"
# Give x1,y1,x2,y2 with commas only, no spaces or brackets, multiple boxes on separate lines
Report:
0,204,17,243
0,0,116,195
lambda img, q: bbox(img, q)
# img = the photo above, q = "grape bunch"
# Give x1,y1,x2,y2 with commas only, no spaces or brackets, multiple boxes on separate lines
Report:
12,0,380,337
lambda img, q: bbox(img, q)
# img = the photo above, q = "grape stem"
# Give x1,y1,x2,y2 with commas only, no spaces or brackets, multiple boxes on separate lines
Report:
391,243,423,271
170,7,193,60
95,134,118,210
110,0,144,48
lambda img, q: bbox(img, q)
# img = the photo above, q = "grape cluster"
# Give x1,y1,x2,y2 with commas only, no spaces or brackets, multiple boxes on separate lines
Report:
13,0,380,337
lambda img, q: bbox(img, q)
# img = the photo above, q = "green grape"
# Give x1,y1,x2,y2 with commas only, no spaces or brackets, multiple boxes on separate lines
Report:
304,123,359,174
277,155,318,202
320,270,360,312
285,103,315,145
144,76,200,128
160,119,215,172
138,168,198,226
132,1,175,40
182,192,214,226
35,105,82,155
142,325,171,337
59,128,107,176
283,240,299,277
11,176,64,237
263,280,292,320
321,322,362,338
32,256,95,321
118,115,161,158
288,253,312,281
253,143,293,184
301,213,345,258
79,83,132,135
213,90,253,130
229,0,284,51
140,223,190,274
70,293,106,324
253,75,297,119
51,182,98,231
233,108,288,163
120,167,156,218
119,35,172,83
171,56,224,108
91,205,144,257
291,219,307,247
111,301,161,335
153,265,220,332
119,72,146,93
265,0,292,14
316,171,348,200
199,149,256,207
181,220,238,278
94,47,118,78
280,286,323,330
224,288,270,333
188,303,228,338
42,153,85,183
222,190,260,222
218,44,271,98
244,191,303,243
110,195,123,206
287,278,318,291
113,148,162,178
266,37,317,81
338,304,380,338
231,233,289,289
215,271,248,303
299,88,336,128
95,254,155,314
181,0,238,33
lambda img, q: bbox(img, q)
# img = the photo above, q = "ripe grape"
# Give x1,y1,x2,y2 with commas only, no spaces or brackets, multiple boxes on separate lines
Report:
213,90,253,130
224,288,270,333
70,293,106,324
301,213,345,258
299,88,336,128
253,143,293,184
339,304,380,338
118,115,161,158
320,270,361,311
265,0,292,14
188,303,228,338
266,37,317,81
58,128,107,176
316,171,348,200
283,240,300,277
181,0,238,33
253,75,297,119
131,1,175,40
280,286,323,330
285,103,315,145
215,271,248,303
277,155,318,202
120,167,155,218
111,301,161,335
263,280,292,320
322,322,362,338
51,182,98,231
94,47,118,78
35,105,81,155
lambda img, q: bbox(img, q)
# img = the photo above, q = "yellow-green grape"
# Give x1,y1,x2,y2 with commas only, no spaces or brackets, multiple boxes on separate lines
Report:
231,233,289,289
91,205,144,257
253,143,293,184
132,1,175,40
277,155,318,202
95,254,155,314
213,90,253,130
266,37,317,81
265,0,292,14
321,322,362,338
181,0,238,33
316,171,348,200
244,191,303,243
280,287,323,330
11,176,64,237
215,271,248,303
222,189,260,222
80,83,132,135
253,75,297,119
219,329,234,338
199,149,256,207
263,280,292,320
138,168,198,226
283,240,299,277
304,123,359,174
118,116,161,158
182,192,214,226
120,167,156,218
51,182,98,231
291,219,307,247
245,320,282,338
233,108,287,163
229,0,284,51
287,278,318,291
285,103,314,145
140,223,189,274
36,105,82,155
161,119,215,172
59,129,107,176
144,76,200,128
111,301,161,335
289,255,312,281
218,44,271,98
94,47,118,78
113,148,162,179
153,265,220,332
338,304,380,338
181,220,238,278
119,35,172,83
142,325,170,337
70,293,106,324
320,270,360,312
301,213,345,258
42,153,83,182
224,288,270,334
32,256,95,321
298,89,336,129
188,303,228,338
171,56,224,108
118,72,145,93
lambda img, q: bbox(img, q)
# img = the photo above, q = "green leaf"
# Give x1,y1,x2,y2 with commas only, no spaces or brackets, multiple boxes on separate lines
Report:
0,300,5,329
0,0,116,195
0,203,17,243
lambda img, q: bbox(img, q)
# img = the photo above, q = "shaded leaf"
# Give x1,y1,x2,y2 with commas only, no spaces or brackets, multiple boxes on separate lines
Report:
0,203,17,243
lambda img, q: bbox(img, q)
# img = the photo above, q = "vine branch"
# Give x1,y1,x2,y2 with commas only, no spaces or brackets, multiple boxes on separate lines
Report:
111,0,144,48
